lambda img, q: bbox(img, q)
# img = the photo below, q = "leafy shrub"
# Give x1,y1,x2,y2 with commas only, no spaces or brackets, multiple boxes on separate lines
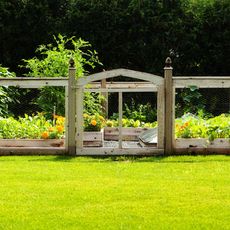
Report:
123,100,157,122
21,34,103,116
0,65,18,117
176,86,206,117
0,65,16,78
110,100,157,123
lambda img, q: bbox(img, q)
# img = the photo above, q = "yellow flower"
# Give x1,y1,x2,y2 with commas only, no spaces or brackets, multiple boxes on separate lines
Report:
99,115,105,121
83,114,89,118
91,120,97,126
56,116,65,125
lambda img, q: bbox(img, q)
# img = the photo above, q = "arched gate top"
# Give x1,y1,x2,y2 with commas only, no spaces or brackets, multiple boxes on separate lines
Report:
77,68,163,86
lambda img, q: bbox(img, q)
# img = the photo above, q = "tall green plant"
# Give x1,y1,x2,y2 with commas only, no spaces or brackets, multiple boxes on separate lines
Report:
0,65,18,117
22,34,102,116
176,86,206,117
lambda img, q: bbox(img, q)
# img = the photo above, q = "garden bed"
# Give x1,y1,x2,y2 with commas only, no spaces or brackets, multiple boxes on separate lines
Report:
0,139,64,147
104,127,149,141
175,138,230,148
83,130,103,147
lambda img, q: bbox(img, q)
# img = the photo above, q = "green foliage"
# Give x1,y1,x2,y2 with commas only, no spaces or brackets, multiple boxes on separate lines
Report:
175,113,230,140
83,113,105,131
176,86,206,117
0,65,16,78
0,65,18,117
0,113,49,139
1,1,229,117
1,0,229,76
84,92,104,116
106,118,157,128
21,34,102,116
111,100,157,123
22,34,100,78
0,113,65,139
123,99,157,122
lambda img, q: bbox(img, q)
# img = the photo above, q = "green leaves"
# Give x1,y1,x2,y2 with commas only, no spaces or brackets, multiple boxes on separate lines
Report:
22,34,101,78
0,113,60,139
21,34,102,116
175,113,230,140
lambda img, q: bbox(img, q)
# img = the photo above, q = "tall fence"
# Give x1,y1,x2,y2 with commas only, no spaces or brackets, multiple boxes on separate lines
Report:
0,58,229,155
0,77,68,155
165,58,230,154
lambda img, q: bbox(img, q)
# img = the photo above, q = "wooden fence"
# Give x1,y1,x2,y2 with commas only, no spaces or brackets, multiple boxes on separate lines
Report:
0,57,229,155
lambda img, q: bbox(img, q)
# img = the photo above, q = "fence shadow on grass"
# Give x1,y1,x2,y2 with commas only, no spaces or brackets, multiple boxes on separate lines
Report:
26,155,230,164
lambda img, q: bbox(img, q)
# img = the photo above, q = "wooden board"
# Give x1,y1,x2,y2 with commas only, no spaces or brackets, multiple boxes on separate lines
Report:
175,138,230,148
104,127,149,141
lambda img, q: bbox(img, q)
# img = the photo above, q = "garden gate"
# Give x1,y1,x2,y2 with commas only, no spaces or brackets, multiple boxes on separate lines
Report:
68,58,169,156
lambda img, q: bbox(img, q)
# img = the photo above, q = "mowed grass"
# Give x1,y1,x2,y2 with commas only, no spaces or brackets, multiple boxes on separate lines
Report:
0,155,229,230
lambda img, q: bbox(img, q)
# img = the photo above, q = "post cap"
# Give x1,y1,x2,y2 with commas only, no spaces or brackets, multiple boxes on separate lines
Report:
165,57,172,67
69,58,75,68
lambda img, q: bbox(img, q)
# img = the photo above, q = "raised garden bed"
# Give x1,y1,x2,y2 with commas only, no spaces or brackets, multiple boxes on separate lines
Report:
0,139,64,147
104,127,149,141
83,130,103,147
175,138,230,148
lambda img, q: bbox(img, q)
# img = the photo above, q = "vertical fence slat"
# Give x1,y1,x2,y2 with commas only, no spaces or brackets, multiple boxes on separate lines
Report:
157,84,165,149
118,92,123,149
76,87,84,151
164,57,174,155
101,79,108,118
65,86,69,152
68,59,77,156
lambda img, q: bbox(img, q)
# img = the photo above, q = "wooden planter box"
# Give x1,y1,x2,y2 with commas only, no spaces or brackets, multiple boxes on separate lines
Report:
83,130,103,147
104,127,149,141
0,139,64,147
175,138,230,148
0,131,103,148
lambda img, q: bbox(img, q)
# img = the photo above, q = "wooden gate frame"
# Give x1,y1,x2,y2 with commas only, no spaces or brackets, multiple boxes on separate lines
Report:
68,60,170,156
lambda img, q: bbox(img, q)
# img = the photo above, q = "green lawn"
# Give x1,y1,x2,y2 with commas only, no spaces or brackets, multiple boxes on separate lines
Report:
0,155,229,230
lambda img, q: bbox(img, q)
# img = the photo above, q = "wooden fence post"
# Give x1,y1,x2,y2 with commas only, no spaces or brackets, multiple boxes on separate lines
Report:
76,86,84,152
101,79,108,118
164,57,174,155
67,58,76,156
157,84,165,149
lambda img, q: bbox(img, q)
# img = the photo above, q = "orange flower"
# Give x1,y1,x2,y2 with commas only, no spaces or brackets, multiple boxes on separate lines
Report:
91,119,97,126
184,122,189,127
41,131,49,139
57,125,64,133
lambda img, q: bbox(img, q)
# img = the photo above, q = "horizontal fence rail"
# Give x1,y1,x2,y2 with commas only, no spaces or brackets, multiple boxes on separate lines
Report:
0,77,68,88
83,82,158,92
173,76,230,88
